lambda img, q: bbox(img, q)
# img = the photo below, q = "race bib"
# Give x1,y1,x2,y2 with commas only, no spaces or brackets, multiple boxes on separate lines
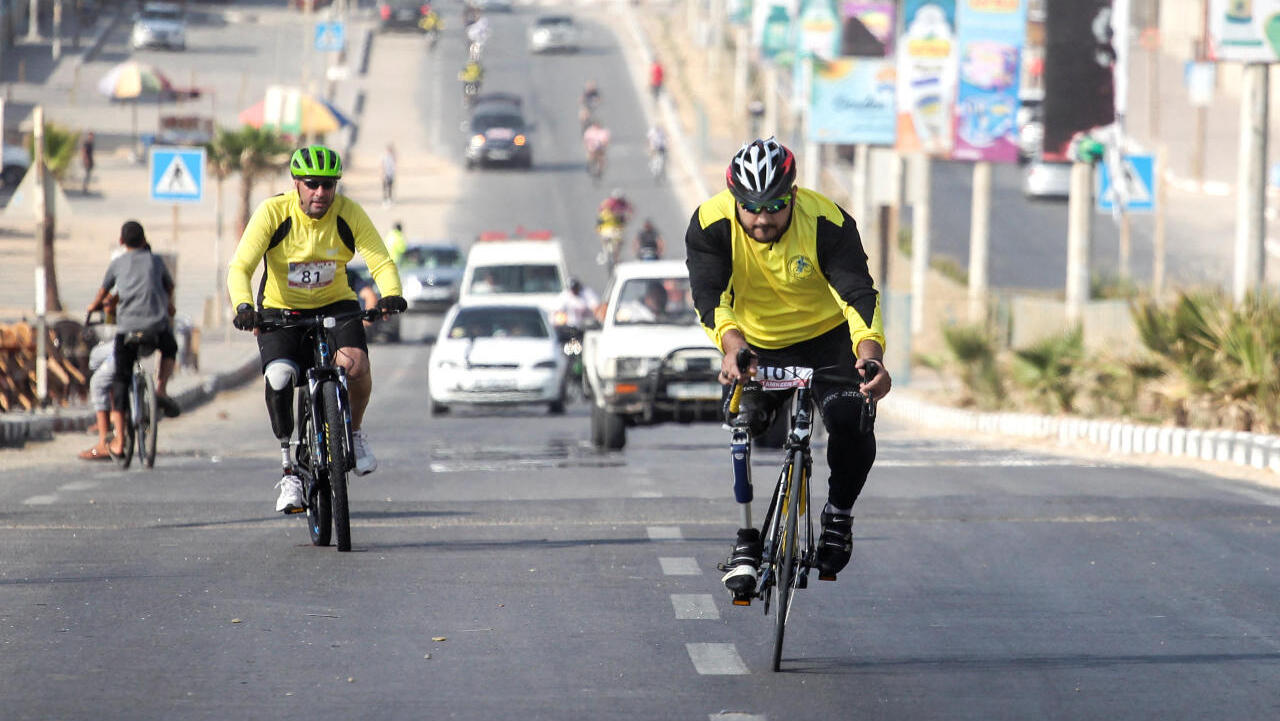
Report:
287,260,337,289
754,366,813,391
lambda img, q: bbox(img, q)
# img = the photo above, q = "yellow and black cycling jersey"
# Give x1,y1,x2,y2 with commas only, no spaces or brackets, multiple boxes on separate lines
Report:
419,12,442,31
685,187,884,354
227,191,402,311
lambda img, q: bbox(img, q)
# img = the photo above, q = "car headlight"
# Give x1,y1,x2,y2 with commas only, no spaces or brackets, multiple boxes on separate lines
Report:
606,356,655,379
470,134,486,148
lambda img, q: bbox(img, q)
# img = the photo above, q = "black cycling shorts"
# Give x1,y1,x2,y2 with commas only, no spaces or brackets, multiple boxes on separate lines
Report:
257,300,369,374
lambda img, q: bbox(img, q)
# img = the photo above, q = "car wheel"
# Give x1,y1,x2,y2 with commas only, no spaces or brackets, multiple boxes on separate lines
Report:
549,398,565,415
2,166,26,188
429,399,450,416
591,404,625,450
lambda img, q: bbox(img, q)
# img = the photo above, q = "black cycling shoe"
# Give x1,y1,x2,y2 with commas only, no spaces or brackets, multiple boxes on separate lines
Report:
156,394,181,418
816,511,853,581
719,528,762,601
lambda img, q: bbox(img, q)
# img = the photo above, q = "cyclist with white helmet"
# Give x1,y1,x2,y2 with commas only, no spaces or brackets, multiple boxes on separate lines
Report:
685,137,892,600
227,145,405,514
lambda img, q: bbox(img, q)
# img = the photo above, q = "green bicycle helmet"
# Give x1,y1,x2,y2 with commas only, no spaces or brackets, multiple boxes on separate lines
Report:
289,145,343,179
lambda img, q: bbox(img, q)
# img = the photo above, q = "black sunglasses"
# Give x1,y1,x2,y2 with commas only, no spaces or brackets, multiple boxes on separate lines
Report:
302,179,336,190
740,193,791,215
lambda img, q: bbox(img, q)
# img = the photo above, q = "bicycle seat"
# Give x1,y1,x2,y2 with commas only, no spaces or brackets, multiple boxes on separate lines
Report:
122,330,160,357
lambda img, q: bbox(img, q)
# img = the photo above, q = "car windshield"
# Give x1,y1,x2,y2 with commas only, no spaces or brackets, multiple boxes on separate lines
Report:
448,307,548,339
402,247,462,270
141,7,182,20
612,277,696,326
538,17,572,26
469,264,562,294
473,113,523,130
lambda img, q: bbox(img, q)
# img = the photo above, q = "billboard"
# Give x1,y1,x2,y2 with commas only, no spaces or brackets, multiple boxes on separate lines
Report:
952,0,1027,163
1042,0,1114,160
1208,0,1280,62
808,58,898,144
896,0,959,155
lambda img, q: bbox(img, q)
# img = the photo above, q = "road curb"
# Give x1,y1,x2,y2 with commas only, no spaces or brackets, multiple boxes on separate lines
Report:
881,394,1280,476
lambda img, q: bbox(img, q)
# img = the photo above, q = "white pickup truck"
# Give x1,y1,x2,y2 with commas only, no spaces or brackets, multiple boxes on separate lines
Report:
582,261,723,450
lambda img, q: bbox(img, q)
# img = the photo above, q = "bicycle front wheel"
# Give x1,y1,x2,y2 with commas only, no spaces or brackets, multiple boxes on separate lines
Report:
772,451,803,672
138,372,159,469
321,381,352,552
298,388,331,547
116,377,136,469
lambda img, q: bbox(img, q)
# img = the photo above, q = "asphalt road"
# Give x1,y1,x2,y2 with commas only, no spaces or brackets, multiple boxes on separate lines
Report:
4,3,1280,720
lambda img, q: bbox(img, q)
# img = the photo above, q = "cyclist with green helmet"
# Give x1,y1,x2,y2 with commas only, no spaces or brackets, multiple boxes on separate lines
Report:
227,145,406,514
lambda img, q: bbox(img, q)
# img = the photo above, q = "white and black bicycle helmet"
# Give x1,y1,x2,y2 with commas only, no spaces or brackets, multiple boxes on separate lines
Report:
726,137,796,205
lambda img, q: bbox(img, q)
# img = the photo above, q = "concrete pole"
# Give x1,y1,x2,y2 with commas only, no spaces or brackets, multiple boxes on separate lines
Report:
1153,146,1167,298
1233,63,1268,304
732,26,750,123
33,105,47,404
763,63,779,138
52,0,62,61
1066,162,1093,325
707,0,724,81
852,144,869,230
27,0,39,41
967,161,991,324
910,154,931,336
801,56,819,189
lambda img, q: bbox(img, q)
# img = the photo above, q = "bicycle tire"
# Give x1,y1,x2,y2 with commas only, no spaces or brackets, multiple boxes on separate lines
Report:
116,374,137,469
772,450,803,672
139,372,159,469
298,388,331,547
321,380,352,552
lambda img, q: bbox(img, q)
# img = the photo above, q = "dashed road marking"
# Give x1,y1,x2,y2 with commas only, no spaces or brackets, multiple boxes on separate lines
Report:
22,495,58,505
632,490,664,498
709,715,766,721
647,525,683,541
58,481,100,492
659,557,701,575
686,643,750,675
671,593,719,620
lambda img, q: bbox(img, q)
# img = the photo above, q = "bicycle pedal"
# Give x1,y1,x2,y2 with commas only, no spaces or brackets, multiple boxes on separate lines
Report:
282,507,306,515
817,573,837,582
731,594,752,607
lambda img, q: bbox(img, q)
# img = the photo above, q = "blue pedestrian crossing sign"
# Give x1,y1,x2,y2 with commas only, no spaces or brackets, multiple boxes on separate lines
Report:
1098,153,1155,214
315,21,345,52
149,147,205,204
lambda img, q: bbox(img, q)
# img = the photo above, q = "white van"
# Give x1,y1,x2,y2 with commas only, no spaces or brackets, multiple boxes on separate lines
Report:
458,234,569,315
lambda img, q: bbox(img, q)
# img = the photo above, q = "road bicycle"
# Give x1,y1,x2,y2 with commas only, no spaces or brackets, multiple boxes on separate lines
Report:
86,311,161,469
648,146,665,183
257,306,399,552
722,353,875,671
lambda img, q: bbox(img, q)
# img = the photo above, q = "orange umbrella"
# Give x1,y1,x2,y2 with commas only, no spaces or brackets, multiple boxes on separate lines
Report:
97,61,174,99
238,92,352,135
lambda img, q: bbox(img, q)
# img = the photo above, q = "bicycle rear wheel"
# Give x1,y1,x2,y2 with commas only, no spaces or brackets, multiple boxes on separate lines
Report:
138,372,159,469
321,381,352,552
772,451,803,672
298,389,331,547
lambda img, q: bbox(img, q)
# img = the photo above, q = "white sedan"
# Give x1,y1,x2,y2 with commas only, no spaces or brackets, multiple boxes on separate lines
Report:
428,302,568,415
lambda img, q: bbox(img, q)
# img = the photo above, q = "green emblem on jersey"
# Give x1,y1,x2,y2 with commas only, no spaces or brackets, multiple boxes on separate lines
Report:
789,255,816,281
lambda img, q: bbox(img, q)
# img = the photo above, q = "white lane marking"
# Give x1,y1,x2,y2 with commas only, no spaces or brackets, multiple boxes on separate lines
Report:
647,525,683,541
58,481,100,492
876,458,1109,468
709,715,766,721
632,490,664,498
659,557,701,575
687,643,750,675
671,593,719,620
22,495,58,505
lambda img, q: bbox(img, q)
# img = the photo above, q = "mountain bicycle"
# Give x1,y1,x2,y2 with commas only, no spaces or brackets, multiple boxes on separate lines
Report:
86,311,160,469
256,306,399,552
722,352,875,671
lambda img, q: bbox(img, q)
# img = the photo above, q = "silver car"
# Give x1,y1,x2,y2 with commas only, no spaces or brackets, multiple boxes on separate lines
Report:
131,2,186,51
528,15,579,54
1023,159,1072,200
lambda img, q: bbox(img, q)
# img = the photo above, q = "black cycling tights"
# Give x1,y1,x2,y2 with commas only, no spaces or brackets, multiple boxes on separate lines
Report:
737,323,877,510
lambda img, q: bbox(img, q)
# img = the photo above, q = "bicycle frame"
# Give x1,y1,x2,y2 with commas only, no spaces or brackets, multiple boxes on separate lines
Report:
301,320,354,477
757,380,817,606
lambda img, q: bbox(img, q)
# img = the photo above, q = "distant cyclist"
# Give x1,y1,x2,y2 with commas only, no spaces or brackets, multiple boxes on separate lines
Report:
227,145,405,514
583,121,611,178
634,219,664,261
685,137,891,598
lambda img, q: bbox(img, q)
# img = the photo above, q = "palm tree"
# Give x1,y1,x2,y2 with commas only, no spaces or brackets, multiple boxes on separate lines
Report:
205,126,291,238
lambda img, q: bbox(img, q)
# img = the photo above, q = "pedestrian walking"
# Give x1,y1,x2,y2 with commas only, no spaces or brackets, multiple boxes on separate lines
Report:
81,131,95,194
381,143,396,207
649,58,665,105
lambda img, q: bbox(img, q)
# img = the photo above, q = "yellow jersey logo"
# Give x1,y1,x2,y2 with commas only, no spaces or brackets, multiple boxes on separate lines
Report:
788,255,816,281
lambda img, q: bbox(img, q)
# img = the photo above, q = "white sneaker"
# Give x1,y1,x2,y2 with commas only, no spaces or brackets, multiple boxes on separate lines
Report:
275,474,305,513
352,429,377,476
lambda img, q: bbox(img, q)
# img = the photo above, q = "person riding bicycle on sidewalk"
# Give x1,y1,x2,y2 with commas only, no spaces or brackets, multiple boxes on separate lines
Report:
685,137,892,599
226,145,406,514
86,221,182,459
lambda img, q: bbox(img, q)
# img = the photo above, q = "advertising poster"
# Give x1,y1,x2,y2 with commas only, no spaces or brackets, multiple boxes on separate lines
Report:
755,0,795,60
795,0,843,60
952,0,1027,163
1208,0,1280,62
728,0,754,26
1042,0,1114,160
808,58,898,144
896,0,958,155
840,2,895,57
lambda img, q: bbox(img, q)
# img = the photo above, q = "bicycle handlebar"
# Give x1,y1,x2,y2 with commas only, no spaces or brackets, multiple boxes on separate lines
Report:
726,347,756,416
255,307,397,331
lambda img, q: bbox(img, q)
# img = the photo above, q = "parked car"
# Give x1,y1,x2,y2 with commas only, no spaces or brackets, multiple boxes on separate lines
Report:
399,242,465,315
427,301,568,415
1023,158,1072,200
1016,97,1044,163
377,0,429,32
465,95,533,169
582,261,722,450
528,15,579,53
2,144,31,189
131,2,186,50
468,0,513,12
